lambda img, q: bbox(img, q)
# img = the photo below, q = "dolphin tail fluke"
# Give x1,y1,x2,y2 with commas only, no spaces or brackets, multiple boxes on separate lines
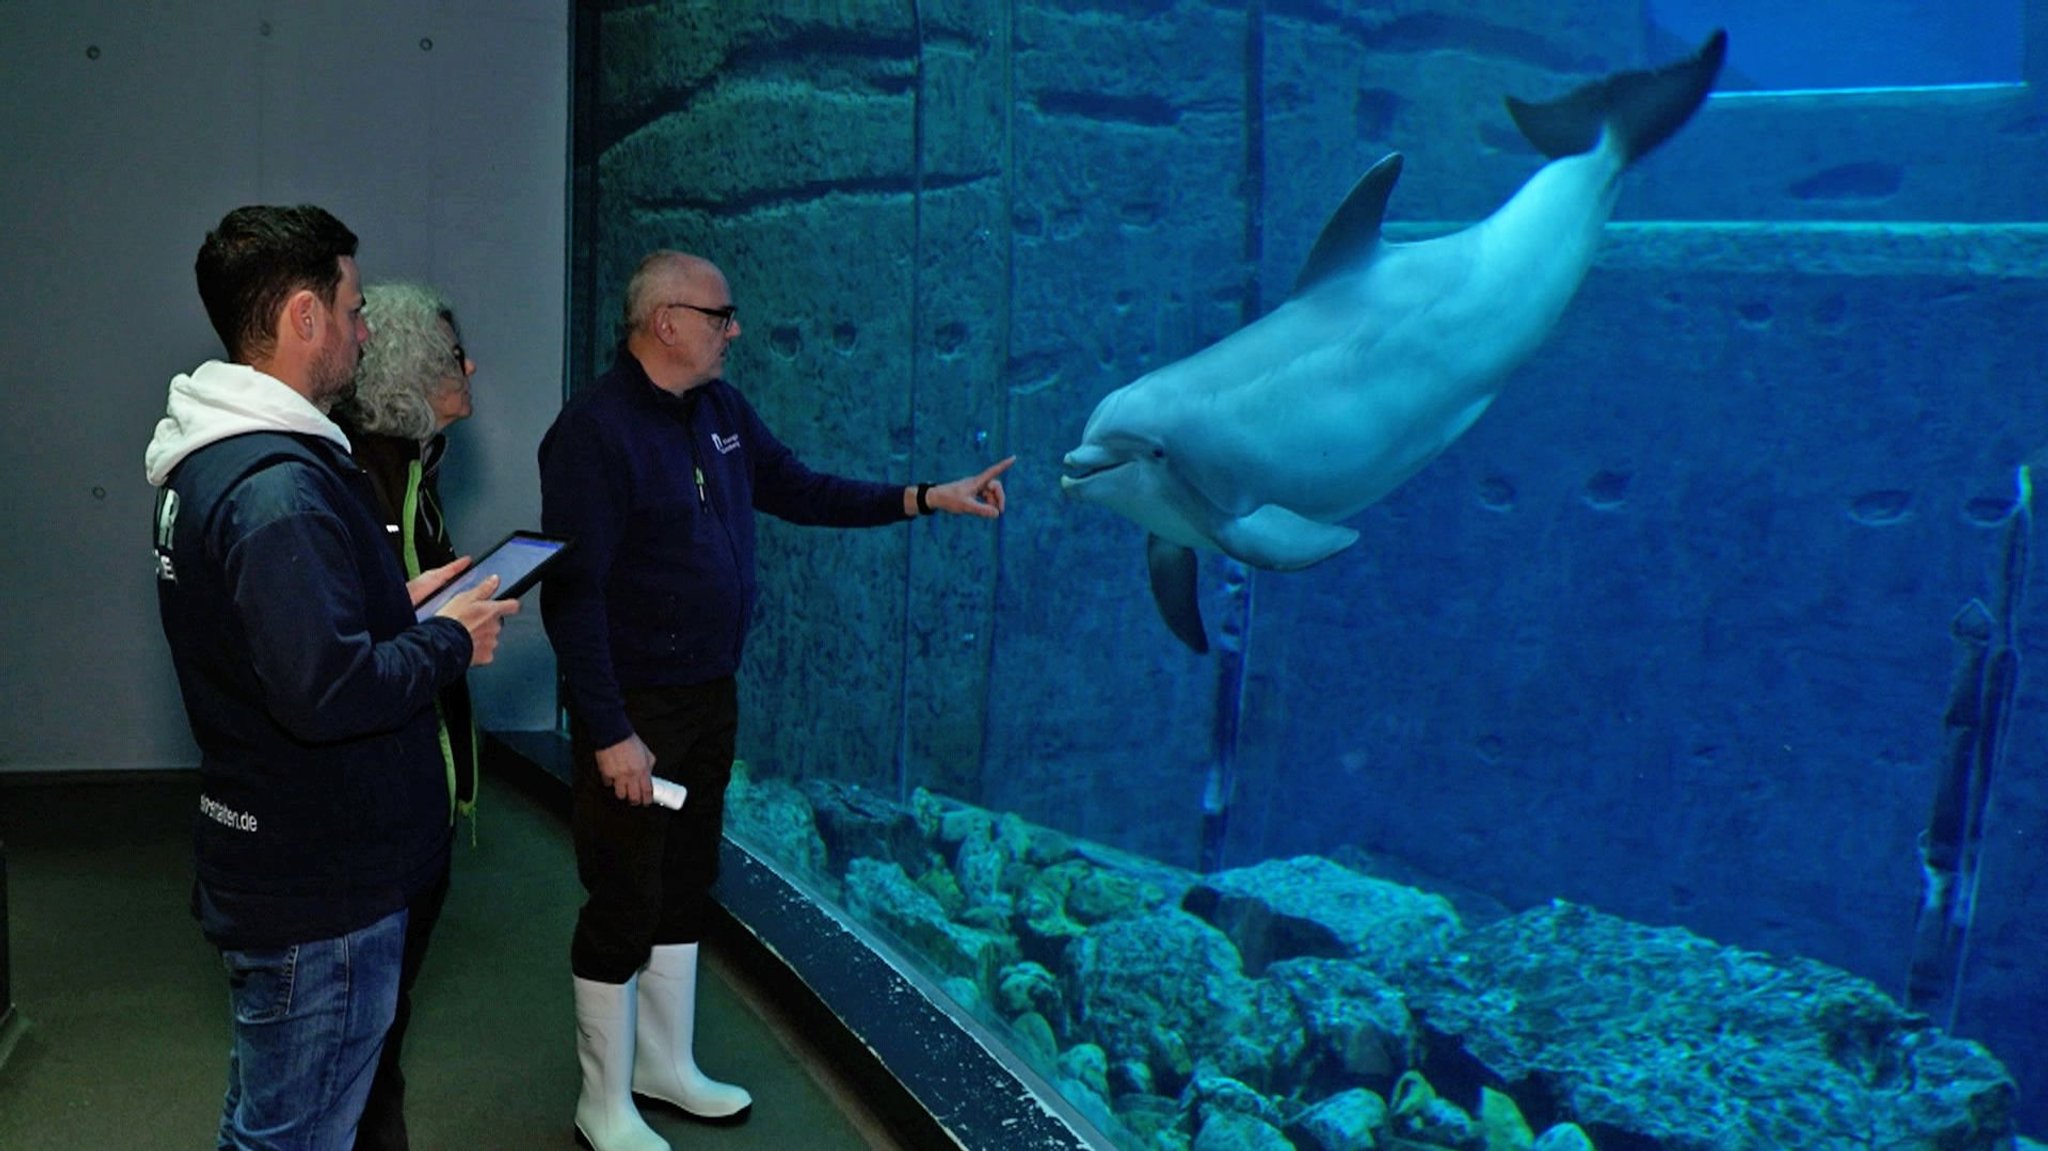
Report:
1506,29,1727,164
1147,536,1210,654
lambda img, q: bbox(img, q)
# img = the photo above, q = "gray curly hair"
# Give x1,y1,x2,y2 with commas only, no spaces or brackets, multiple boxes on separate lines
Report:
336,282,458,442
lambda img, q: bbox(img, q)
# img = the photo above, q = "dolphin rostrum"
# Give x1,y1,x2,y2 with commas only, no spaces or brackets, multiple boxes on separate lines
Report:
1060,32,1727,653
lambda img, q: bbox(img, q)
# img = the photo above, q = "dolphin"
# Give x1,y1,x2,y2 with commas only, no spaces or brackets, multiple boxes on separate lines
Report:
1060,32,1728,653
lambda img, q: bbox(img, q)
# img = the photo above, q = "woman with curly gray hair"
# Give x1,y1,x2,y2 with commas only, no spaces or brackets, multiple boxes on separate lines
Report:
332,280,478,1151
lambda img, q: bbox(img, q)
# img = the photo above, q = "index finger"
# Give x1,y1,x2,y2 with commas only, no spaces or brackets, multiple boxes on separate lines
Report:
978,456,1017,483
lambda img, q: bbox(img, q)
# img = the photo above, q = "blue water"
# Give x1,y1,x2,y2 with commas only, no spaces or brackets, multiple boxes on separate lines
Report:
1652,0,2025,89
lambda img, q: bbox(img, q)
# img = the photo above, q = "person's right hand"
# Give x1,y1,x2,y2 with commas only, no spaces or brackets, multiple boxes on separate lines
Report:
595,733,656,806
436,575,519,666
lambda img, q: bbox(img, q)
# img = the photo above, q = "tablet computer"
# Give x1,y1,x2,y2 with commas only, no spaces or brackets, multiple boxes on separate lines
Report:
415,530,571,621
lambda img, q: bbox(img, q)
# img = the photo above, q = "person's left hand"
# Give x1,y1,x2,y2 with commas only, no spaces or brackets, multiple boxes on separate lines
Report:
408,556,473,607
926,456,1014,519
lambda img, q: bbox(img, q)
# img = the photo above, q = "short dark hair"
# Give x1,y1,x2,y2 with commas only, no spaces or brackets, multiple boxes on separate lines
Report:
194,205,359,361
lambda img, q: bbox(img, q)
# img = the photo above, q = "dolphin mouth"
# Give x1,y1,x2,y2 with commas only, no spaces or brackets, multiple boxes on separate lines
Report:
1059,451,1129,495
1058,466,1120,497
1062,442,1136,480
1061,460,1125,482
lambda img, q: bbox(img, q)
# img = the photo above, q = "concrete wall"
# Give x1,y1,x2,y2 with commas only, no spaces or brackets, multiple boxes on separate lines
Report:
0,1,571,771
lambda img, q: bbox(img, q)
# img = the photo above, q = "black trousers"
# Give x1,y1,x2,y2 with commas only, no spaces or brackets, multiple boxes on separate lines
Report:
352,858,450,1151
570,678,739,983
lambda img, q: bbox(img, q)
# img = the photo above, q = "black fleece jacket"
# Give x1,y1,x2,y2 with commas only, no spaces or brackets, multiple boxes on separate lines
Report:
154,430,471,949
538,355,906,748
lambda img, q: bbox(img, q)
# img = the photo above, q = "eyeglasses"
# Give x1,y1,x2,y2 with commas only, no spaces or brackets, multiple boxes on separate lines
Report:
448,342,468,372
661,301,738,333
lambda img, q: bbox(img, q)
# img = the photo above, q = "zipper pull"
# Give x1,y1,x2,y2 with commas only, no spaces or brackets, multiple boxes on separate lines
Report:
695,466,708,506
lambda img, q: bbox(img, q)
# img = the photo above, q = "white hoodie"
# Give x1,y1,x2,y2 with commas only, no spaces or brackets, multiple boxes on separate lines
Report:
144,360,352,487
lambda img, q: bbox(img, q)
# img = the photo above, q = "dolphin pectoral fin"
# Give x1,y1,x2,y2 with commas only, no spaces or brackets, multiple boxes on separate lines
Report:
1146,535,1210,654
1506,29,1726,163
1213,507,1359,572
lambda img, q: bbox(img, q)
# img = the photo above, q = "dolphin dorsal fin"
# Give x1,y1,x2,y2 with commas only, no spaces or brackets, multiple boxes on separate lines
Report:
1291,152,1403,297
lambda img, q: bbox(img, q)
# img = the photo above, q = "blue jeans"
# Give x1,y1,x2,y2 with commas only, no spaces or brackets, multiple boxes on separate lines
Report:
215,907,408,1151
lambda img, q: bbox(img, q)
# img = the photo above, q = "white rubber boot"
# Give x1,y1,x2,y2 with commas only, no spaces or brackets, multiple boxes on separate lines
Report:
632,943,753,1122
572,976,670,1151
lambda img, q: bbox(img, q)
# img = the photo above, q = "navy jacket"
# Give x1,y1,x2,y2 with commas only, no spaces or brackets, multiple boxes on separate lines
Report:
539,354,906,747
154,431,471,949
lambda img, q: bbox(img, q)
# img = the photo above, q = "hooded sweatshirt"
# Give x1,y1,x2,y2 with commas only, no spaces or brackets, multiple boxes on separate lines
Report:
147,360,472,950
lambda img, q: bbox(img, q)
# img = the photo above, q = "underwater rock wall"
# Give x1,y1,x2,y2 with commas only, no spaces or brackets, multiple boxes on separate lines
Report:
983,0,1255,857
1236,224,2048,1133
726,770,2023,1151
584,0,1013,796
1630,87,2048,223
583,0,2048,1134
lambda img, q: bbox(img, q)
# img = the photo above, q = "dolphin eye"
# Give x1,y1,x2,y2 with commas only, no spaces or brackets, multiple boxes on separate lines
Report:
1151,447,1165,459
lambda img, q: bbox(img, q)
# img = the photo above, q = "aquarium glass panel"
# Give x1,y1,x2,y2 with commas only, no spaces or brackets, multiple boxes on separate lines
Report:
572,2,2048,1147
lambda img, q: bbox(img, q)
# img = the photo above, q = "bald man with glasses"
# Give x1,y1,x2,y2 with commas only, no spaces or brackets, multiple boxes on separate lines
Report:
539,250,1011,1151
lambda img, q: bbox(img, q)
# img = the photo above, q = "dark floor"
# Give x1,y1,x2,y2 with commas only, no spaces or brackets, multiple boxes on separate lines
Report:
0,769,895,1150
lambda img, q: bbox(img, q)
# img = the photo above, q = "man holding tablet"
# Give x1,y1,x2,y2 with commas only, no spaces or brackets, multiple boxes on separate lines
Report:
540,249,1010,1150
145,205,518,1150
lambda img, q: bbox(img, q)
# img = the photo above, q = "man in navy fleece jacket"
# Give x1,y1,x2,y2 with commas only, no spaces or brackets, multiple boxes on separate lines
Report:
147,204,516,1150
540,249,1011,1150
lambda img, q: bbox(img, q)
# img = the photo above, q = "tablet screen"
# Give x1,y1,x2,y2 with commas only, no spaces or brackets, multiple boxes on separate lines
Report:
414,532,569,621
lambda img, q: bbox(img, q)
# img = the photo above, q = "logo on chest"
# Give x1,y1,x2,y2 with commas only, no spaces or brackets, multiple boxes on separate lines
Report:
711,432,741,455
153,487,181,582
